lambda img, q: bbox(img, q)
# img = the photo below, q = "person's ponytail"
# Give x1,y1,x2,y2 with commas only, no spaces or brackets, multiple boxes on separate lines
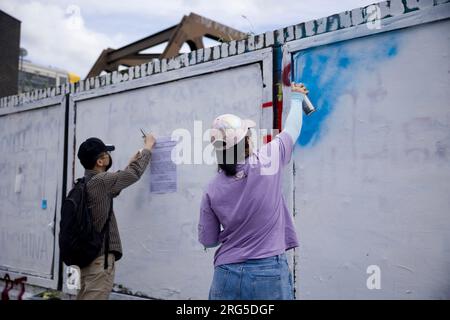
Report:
217,137,250,176
219,162,238,176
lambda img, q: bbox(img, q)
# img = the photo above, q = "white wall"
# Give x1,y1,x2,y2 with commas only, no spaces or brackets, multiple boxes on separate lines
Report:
290,19,450,299
0,102,63,286
68,64,265,299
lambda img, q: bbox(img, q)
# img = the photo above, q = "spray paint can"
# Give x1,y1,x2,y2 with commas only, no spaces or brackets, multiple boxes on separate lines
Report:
291,79,316,116
302,94,316,116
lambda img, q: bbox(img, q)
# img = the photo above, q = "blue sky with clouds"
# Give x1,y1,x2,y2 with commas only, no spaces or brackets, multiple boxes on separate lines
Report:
1,0,377,78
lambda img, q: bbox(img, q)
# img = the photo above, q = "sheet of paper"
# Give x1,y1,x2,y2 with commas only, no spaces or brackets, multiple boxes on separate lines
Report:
150,136,177,194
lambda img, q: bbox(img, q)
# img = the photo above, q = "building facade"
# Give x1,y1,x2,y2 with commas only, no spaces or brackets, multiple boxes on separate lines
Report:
0,10,21,97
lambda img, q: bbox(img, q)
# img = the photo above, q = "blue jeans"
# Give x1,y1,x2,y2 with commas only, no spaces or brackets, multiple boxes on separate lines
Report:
209,253,294,300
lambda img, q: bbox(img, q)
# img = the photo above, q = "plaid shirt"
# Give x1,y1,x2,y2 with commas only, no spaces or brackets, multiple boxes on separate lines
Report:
84,149,151,261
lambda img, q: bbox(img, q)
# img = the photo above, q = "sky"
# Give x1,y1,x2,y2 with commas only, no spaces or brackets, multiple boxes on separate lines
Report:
0,0,378,78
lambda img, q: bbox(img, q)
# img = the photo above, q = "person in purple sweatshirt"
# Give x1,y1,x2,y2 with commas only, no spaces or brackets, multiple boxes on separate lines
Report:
198,83,309,300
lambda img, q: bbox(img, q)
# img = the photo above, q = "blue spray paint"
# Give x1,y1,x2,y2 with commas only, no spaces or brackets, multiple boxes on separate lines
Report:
293,33,400,147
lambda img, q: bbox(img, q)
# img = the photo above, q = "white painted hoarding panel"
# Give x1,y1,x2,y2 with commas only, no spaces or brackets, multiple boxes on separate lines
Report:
0,104,62,285
71,64,264,299
290,19,450,299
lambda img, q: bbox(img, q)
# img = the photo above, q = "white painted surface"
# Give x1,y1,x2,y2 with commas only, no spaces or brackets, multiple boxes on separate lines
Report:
69,64,264,299
290,19,450,299
0,104,62,284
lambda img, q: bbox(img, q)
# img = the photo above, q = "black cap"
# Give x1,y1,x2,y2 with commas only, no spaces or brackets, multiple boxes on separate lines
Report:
77,137,115,169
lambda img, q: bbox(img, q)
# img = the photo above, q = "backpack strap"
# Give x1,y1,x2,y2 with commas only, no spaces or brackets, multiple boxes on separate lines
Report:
101,196,114,270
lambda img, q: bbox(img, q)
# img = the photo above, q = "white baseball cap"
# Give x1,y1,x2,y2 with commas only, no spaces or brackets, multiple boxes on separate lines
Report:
210,114,256,151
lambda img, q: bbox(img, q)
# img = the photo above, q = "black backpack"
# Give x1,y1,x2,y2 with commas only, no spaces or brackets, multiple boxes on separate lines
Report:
59,177,113,269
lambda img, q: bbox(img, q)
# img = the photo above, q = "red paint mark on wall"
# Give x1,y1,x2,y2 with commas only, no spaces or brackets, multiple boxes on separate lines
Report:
262,101,273,108
263,134,272,144
276,83,283,131
276,99,283,131
282,63,291,87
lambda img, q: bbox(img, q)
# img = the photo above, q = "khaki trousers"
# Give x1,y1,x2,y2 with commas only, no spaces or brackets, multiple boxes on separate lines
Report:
76,254,116,300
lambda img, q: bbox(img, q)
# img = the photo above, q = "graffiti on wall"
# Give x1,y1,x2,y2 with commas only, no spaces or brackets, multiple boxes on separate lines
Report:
293,33,400,147
290,18,450,299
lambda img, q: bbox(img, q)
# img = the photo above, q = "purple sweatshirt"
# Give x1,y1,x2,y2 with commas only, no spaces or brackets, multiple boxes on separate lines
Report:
198,131,299,267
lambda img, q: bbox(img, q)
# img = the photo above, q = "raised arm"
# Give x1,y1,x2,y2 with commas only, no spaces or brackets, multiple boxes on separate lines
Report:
102,134,156,196
282,83,309,143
